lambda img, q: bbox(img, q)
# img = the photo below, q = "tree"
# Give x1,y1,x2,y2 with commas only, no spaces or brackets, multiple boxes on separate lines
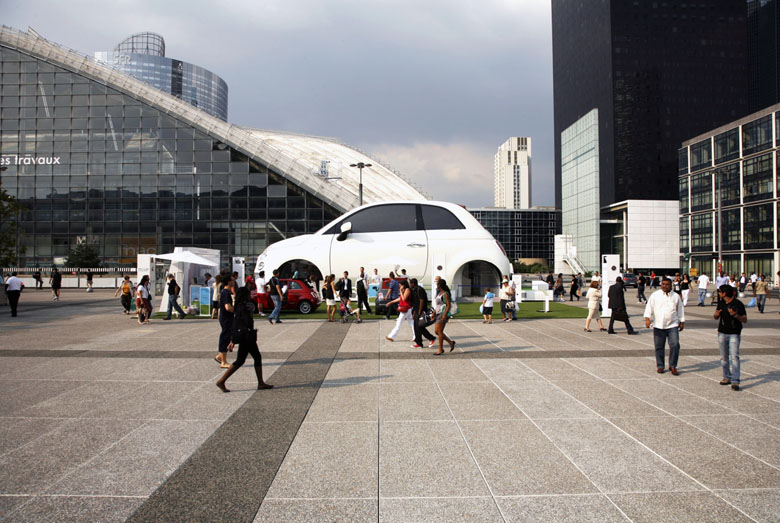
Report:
0,182,23,267
65,243,101,268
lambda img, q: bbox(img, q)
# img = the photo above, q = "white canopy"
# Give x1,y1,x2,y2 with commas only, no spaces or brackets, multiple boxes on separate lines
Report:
153,251,219,267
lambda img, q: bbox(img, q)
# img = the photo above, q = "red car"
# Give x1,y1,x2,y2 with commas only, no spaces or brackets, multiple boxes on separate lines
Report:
257,278,320,314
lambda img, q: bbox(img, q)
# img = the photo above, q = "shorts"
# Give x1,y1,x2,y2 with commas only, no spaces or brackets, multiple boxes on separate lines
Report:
211,300,219,311
482,306,493,315
326,299,336,306
436,313,449,326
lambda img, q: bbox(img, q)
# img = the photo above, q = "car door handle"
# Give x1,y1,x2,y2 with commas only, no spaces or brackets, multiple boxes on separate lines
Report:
406,243,426,248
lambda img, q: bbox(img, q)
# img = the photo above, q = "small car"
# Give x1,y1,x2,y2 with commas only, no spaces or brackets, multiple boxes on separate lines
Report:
622,273,638,288
257,278,320,314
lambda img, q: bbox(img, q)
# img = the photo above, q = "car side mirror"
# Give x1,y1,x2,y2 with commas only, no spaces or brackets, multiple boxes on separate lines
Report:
337,221,352,242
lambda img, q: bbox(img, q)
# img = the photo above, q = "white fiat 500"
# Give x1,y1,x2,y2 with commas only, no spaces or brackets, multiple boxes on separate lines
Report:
254,201,511,296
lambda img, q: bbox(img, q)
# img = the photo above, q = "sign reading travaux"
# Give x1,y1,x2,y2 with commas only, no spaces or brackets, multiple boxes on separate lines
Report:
1,155,62,166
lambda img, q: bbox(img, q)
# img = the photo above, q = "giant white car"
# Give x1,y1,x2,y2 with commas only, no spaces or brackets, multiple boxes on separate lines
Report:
254,201,512,297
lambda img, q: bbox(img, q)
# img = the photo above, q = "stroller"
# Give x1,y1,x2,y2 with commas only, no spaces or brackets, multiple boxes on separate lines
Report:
339,297,362,323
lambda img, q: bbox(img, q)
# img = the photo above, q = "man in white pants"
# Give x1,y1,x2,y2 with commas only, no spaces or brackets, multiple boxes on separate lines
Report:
696,272,710,307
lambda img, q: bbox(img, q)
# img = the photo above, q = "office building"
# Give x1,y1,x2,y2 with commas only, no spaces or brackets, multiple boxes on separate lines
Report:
552,0,750,271
494,137,531,209
469,207,560,268
0,27,426,267
679,103,779,278
748,0,780,112
95,32,229,121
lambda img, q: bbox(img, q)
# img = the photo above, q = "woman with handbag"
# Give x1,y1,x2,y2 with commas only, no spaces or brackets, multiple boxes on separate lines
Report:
433,278,456,355
499,279,513,322
216,287,273,392
584,281,606,332
385,280,414,342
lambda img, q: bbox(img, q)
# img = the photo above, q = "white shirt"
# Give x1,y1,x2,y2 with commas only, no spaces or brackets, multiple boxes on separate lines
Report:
137,283,149,300
5,276,22,291
256,277,266,294
697,275,709,290
499,286,512,300
206,277,215,288
592,275,601,283
483,292,495,307
715,275,729,288
643,289,685,329
750,273,758,283
370,273,382,285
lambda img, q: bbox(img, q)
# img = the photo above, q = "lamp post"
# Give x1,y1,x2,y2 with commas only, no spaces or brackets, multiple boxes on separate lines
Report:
715,168,722,276
349,162,371,206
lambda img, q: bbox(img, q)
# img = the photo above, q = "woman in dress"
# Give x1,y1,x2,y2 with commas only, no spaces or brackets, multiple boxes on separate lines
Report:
385,279,414,342
433,278,456,355
584,281,606,332
216,287,273,392
325,274,337,322
680,274,691,306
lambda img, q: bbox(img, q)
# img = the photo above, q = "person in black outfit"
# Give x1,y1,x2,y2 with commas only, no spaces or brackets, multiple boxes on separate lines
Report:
607,277,637,335
49,268,62,301
33,269,43,289
637,272,647,304
164,274,187,320
216,287,273,392
546,271,555,290
215,279,235,369
356,267,371,314
410,278,436,348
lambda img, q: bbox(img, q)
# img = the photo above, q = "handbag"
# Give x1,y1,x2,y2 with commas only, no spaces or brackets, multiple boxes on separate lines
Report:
417,307,436,327
612,308,628,321
505,301,515,311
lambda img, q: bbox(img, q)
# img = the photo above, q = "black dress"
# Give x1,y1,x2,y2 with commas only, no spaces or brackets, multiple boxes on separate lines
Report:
230,301,263,369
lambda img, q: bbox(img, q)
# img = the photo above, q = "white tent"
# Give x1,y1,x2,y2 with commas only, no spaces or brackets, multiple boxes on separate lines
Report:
149,249,220,315
153,251,219,267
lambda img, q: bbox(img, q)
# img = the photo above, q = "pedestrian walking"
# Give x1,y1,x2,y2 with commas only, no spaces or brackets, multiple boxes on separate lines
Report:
114,275,134,314
714,284,747,390
644,277,685,374
49,268,62,301
681,274,691,306
584,281,606,332
356,266,372,313
499,279,513,321
255,271,267,316
135,275,152,324
738,272,748,294
591,271,601,287
503,274,518,320
33,268,43,289
85,269,93,291
696,272,710,306
215,279,235,368
5,272,22,317
410,278,436,348
385,280,413,341
267,269,283,324
216,287,274,392
637,272,647,303
164,274,187,320
554,274,565,302
385,272,400,319
607,277,638,335
546,271,555,290
754,275,768,313
432,278,456,355
482,287,495,323
569,275,579,301
210,275,222,319
672,274,682,296
324,274,337,322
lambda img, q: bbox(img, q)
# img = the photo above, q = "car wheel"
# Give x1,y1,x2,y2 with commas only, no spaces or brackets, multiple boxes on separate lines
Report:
298,300,313,314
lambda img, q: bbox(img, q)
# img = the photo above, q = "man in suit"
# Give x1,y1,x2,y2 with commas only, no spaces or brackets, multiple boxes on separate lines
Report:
608,277,638,335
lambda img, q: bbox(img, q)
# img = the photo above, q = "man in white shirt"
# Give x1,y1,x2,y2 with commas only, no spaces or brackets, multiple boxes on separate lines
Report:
696,272,710,307
5,272,23,317
256,270,267,317
644,277,685,375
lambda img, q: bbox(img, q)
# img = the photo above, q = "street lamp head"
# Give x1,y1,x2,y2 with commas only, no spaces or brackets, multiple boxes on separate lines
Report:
349,162,372,169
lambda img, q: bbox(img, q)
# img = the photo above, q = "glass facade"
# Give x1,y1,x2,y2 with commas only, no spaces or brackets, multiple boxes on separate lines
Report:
743,152,774,202
0,45,340,266
743,203,774,249
468,208,561,268
742,115,773,156
714,128,739,164
690,171,713,211
717,163,741,207
691,213,713,253
690,139,712,172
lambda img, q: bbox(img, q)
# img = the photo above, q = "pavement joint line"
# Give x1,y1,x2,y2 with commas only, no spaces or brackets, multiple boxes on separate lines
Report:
479,359,633,522
124,320,350,523
684,354,780,406
562,358,769,521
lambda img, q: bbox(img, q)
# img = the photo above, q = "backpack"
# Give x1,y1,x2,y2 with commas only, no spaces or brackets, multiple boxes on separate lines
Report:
122,281,131,294
173,283,181,296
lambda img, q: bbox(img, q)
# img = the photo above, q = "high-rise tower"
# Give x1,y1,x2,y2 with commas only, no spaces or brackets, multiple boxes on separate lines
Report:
494,137,531,209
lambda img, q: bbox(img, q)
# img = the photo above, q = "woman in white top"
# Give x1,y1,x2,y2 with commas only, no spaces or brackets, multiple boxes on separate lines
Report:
584,281,606,332
498,280,513,322
210,275,222,319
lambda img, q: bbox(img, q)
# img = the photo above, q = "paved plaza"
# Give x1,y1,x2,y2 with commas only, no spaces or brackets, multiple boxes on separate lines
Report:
1,289,780,522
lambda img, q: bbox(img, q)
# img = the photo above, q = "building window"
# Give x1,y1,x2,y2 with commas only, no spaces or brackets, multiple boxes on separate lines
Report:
690,171,712,211
721,208,741,251
678,147,689,175
742,115,772,156
715,162,740,207
690,139,712,172
713,128,739,164
743,203,774,249
742,152,773,203
679,216,689,251
690,213,713,252
679,177,689,213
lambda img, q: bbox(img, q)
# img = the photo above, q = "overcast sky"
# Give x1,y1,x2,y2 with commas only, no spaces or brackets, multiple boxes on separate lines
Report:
3,0,554,207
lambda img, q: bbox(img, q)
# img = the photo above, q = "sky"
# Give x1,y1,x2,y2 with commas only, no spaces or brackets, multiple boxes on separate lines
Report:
2,0,555,207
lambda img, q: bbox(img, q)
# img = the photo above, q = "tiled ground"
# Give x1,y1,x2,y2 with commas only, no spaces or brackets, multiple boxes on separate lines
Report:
1,290,779,521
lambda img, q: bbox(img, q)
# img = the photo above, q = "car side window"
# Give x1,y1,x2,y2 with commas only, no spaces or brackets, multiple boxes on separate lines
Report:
327,204,418,234
289,281,302,290
420,205,465,230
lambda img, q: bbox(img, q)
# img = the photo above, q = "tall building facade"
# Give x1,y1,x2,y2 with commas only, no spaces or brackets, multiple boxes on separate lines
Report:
95,32,229,121
493,137,531,209
469,207,560,268
747,0,780,112
0,27,425,268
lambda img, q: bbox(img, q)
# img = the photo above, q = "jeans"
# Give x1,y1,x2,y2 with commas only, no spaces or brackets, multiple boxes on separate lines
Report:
637,286,646,303
756,294,766,313
718,332,741,384
165,294,186,319
697,289,707,306
269,295,282,321
653,327,680,369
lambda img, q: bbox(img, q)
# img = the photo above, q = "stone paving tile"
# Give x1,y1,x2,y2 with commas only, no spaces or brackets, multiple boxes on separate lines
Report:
0,379,85,415
255,499,377,523
323,357,380,384
305,383,379,422
715,488,780,522
681,414,780,468
157,382,254,420
497,380,599,420
45,419,222,496
379,421,489,498
459,420,596,496
4,495,143,523
471,358,545,384
0,417,71,456
665,376,780,414
0,495,30,519
427,359,490,382
610,491,753,522
606,378,731,416
553,379,668,418
379,382,450,421
536,418,702,493
22,381,146,418
438,382,526,420
265,422,377,499
379,497,502,522
611,416,780,489
519,359,600,382
496,494,627,522
89,381,204,419
565,357,648,380
379,359,435,382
